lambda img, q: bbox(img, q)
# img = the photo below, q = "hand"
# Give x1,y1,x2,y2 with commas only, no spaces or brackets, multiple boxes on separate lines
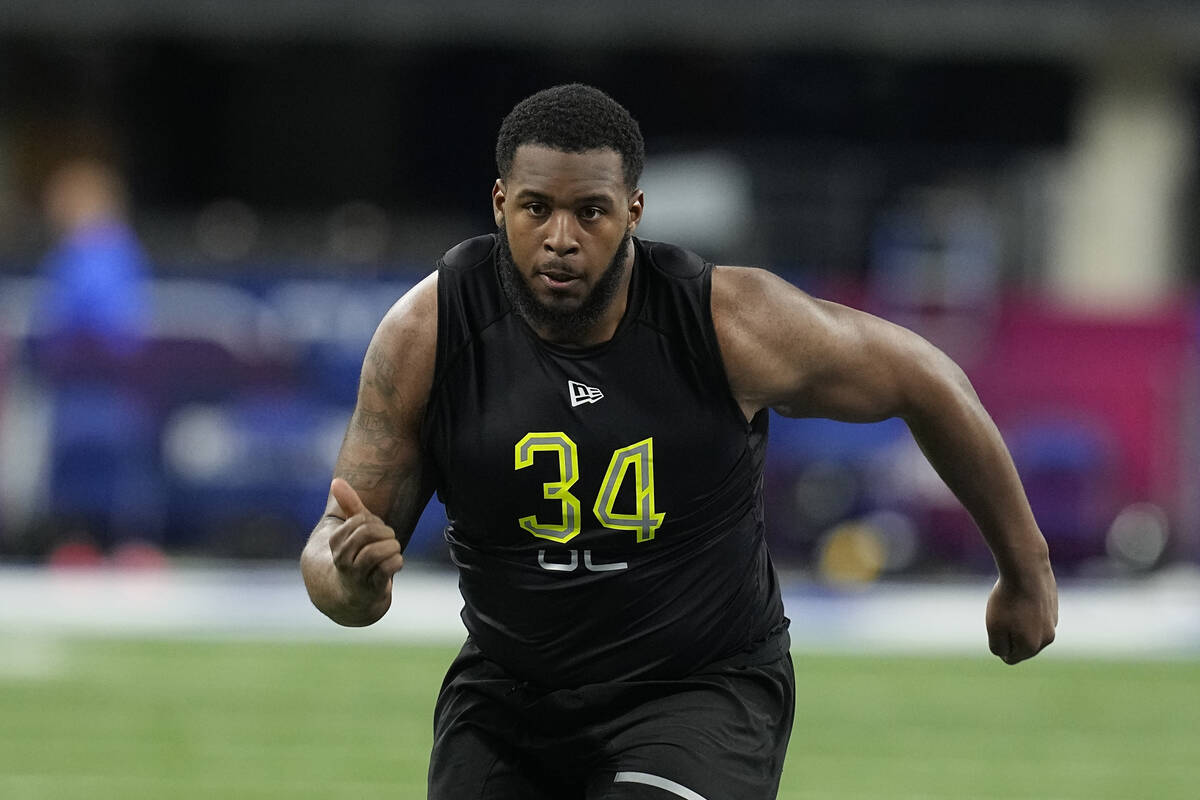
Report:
328,478,405,606
985,558,1058,665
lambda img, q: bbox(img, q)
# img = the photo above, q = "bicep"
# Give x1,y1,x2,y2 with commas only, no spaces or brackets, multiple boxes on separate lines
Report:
330,415,434,546
714,267,957,422
327,272,438,531
330,404,427,513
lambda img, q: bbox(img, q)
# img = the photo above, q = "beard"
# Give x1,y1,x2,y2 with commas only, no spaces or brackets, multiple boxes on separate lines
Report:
496,224,632,345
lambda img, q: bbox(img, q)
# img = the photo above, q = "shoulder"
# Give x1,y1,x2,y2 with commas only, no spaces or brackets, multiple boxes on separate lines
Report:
711,264,779,311
709,265,788,360
709,265,830,418
710,265,821,340
378,269,438,340
364,271,439,407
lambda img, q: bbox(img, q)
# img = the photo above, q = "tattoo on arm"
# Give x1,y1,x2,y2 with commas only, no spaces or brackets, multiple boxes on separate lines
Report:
335,314,431,514
353,408,404,460
367,346,399,400
337,462,392,491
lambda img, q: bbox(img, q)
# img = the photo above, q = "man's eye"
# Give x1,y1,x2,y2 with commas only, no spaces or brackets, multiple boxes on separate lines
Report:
526,203,548,216
579,207,603,220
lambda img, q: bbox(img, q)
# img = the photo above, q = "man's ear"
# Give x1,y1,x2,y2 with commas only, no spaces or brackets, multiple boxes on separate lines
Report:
492,179,506,227
626,189,644,234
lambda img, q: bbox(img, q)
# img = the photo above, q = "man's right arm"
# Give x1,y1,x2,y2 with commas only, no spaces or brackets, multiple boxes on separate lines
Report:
300,272,438,627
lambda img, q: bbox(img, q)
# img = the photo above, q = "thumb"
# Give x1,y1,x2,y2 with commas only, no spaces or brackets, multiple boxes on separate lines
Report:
330,477,367,518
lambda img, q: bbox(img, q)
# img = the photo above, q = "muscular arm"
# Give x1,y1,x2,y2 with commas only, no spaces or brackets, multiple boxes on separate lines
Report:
712,266,1057,663
300,272,438,627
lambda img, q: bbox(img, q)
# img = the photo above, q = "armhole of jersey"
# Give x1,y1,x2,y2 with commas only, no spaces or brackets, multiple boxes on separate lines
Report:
432,260,450,383
699,266,760,431
642,239,752,432
422,234,497,450
421,258,452,452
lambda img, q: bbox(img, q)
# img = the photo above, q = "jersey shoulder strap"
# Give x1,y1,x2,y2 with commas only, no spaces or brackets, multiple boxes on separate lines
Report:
441,234,497,272
640,238,708,280
433,233,507,391
631,238,736,404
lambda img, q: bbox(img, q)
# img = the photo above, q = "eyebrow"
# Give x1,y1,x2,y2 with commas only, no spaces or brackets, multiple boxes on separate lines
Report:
513,189,616,207
575,194,616,207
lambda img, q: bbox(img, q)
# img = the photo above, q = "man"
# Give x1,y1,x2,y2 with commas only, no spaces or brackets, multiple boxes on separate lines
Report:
32,158,158,561
301,84,1057,799
37,158,150,358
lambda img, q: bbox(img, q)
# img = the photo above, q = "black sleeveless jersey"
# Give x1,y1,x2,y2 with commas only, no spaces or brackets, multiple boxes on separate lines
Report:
422,234,786,688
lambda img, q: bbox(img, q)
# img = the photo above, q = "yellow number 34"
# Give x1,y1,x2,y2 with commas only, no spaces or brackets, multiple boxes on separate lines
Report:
514,432,665,544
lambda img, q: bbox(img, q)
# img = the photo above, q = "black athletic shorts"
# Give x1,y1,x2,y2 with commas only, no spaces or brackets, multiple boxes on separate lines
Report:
428,624,795,799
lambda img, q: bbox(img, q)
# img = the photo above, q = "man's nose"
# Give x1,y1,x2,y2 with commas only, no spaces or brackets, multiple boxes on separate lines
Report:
543,212,580,256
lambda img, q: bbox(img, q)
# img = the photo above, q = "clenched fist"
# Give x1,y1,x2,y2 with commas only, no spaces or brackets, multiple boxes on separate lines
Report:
985,558,1058,665
328,477,406,604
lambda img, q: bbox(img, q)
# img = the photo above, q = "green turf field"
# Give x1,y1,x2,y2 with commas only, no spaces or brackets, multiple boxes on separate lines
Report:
0,638,1196,799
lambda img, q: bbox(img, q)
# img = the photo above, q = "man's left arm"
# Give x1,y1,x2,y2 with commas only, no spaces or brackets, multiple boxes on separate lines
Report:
712,265,1057,664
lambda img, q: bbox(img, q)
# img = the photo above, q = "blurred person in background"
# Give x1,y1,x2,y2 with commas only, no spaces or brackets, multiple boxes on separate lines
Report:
27,157,161,566
36,158,150,360
302,84,1057,799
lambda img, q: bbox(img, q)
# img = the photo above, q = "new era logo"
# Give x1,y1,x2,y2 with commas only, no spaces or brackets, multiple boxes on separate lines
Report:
568,380,604,407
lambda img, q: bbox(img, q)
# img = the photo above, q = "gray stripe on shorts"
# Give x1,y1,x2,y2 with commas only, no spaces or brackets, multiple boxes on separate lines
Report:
613,771,709,800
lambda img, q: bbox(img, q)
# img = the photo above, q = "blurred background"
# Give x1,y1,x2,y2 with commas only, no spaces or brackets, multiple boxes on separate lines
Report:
0,0,1198,588
3,5,1200,799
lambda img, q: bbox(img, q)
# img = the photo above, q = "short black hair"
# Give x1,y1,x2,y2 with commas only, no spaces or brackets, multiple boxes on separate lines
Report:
495,83,645,191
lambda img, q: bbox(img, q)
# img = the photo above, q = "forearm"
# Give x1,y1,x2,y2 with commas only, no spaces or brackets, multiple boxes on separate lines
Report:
300,516,391,627
903,363,1049,580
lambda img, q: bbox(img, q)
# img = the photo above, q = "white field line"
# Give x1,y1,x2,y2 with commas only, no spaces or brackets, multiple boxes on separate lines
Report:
0,564,1197,657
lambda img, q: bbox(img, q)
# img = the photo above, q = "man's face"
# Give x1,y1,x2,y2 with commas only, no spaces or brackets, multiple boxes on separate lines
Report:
493,144,643,344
